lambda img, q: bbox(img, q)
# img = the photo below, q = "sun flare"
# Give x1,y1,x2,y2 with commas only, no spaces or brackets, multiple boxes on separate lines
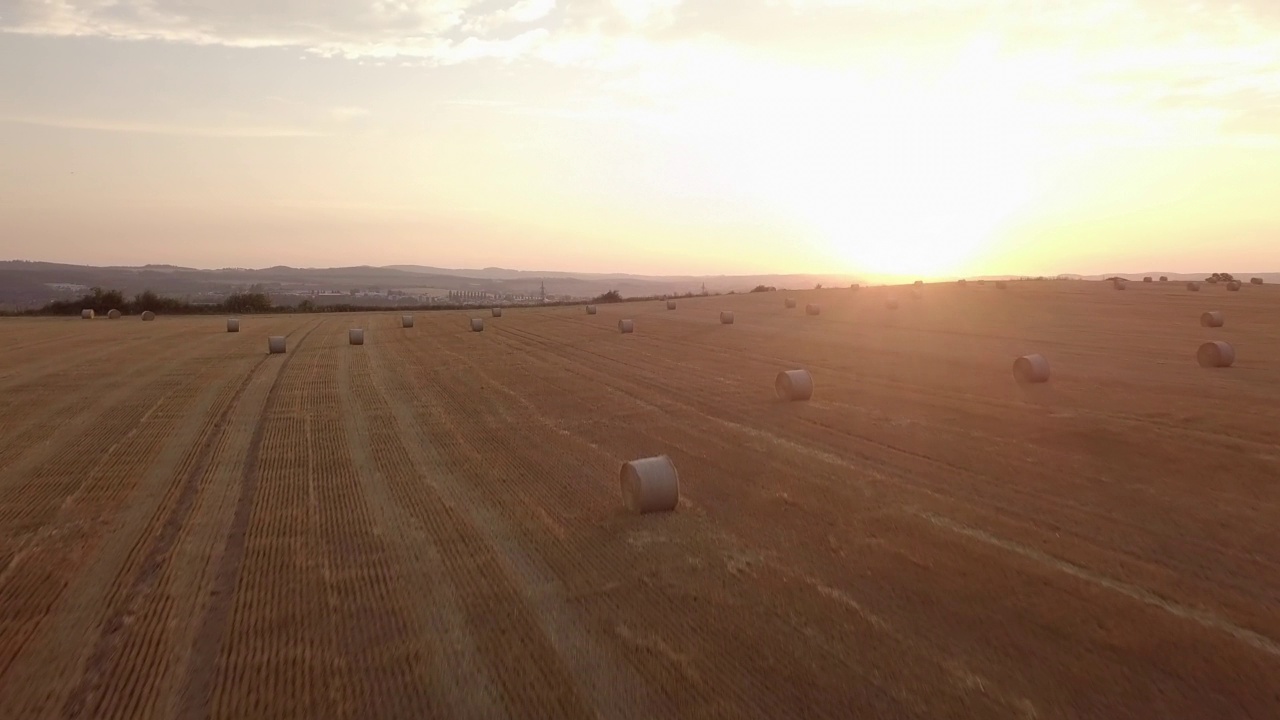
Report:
658,42,1049,280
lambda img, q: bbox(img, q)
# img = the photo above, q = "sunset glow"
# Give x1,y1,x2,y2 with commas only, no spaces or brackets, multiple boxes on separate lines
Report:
2,1,1278,277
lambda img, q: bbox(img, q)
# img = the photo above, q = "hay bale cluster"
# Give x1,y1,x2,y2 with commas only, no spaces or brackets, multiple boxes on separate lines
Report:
118,257,1267,508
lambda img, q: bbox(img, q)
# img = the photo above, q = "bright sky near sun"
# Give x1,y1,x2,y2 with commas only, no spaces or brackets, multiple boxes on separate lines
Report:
1,0,1278,280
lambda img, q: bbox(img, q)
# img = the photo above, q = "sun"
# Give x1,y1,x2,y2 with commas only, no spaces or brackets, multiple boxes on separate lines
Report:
802,161,1032,280
778,87,1041,281
668,39,1049,280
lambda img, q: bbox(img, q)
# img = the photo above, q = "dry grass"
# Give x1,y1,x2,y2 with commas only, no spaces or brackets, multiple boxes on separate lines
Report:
2,280,1279,718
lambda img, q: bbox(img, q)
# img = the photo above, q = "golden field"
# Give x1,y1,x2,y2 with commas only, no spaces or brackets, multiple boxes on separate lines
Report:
1,279,1278,719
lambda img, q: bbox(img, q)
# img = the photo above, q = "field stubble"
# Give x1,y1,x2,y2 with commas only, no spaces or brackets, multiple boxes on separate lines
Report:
0,281,1278,719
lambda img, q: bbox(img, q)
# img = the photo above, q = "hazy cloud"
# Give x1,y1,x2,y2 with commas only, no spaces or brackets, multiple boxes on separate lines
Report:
1,0,1278,130
0,114,328,137
328,106,371,121
0,0,539,63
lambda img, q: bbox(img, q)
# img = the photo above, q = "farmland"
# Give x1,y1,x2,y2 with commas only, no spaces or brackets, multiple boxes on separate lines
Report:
1,279,1278,718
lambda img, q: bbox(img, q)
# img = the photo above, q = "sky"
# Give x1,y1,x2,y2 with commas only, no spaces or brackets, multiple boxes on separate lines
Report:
1,0,1278,281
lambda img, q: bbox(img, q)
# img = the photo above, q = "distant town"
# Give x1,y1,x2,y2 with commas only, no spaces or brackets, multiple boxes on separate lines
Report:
0,261,839,313
25,282,582,311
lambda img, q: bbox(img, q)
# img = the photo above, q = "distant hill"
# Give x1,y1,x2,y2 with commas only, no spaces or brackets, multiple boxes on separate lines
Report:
1076,272,1280,282
0,260,864,308
382,264,862,287
5,260,1276,309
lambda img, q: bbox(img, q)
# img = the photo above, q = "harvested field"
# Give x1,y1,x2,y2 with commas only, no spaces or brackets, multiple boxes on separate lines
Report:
1,280,1279,718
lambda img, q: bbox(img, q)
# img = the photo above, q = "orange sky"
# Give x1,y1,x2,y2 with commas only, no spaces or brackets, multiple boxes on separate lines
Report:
2,1,1278,281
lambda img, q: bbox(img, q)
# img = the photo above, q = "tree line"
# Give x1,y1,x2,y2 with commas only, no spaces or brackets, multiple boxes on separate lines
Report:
18,286,714,317
32,288,278,316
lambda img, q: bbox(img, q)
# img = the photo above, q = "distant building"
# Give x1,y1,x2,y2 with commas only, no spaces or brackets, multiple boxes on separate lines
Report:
448,289,496,301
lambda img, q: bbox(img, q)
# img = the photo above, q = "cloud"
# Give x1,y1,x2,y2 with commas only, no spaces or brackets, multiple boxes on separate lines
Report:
610,0,682,29
439,99,520,107
1,0,1278,120
328,106,371,121
493,0,558,25
0,0,548,64
0,114,328,137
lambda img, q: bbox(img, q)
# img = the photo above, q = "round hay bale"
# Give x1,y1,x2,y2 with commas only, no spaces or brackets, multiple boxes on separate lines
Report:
349,328,365,345
850,283,861,290
1200,311,1224,328
586,304,598,315
1197,341,1235,368
1160,276,1168,281
470,318,484,332
914,280,923,286
719,311,734,324
886,298,899,310
1113,278,1127,290
267,336,286,354
784,297,797,309
141,311,156,321
618,319,635,334
81,309,95,319
1143,276,1153,283
1207,277,1219,284
1013,354,1050,384
957,279,967,286
666,300,676,310
805,303,820,316
226,318,240,333
775,369,813,401
995,281,1008,290
107,309,121,319
401,315,414,328
1227,281,1242,291
491,307,503,317
1250,277,1264,285
978,279,986,285
619,455,679,513
1187,282,1201,292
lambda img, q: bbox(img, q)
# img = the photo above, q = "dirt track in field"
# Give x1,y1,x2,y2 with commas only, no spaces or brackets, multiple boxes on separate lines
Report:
1,279,1278,719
